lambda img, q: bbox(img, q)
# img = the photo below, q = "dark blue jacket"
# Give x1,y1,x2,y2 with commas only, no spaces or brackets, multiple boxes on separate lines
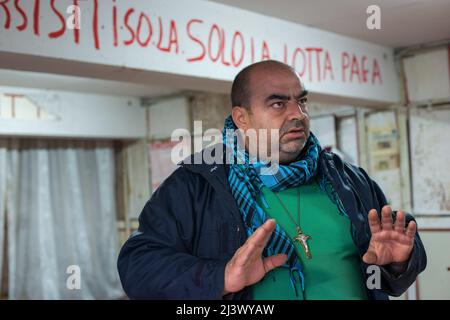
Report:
117,145,427,300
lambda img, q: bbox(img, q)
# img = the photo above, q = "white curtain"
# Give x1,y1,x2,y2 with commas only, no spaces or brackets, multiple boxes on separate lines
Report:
0,142,7,296
0,138,124,299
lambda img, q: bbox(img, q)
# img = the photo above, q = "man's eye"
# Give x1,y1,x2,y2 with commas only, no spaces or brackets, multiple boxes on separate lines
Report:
271,102,285,109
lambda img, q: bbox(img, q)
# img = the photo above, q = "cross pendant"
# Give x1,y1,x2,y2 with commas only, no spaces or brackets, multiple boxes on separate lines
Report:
293,227,312,259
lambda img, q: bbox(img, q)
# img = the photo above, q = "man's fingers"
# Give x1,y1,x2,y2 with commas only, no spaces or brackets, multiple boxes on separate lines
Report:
394,210,406,233
362,250,378,264
247,219,276,250
234,242,255,265
263,254,288,273
368,209,381,234
381,205,393,230
405,220,417,239
234,219,276,266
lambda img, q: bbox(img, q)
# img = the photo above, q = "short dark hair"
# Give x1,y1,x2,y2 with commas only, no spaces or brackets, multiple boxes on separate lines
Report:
230,60,296,109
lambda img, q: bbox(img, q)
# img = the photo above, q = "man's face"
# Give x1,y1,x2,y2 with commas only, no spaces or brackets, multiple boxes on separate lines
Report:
243,66,310,164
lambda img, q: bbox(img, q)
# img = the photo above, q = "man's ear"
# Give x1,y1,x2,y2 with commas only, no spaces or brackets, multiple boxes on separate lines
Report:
231,106,250,131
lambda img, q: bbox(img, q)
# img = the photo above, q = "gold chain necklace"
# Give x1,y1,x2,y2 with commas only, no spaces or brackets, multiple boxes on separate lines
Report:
272,188,312,259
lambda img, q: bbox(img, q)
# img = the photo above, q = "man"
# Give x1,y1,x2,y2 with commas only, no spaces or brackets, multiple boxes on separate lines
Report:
117,60,426,300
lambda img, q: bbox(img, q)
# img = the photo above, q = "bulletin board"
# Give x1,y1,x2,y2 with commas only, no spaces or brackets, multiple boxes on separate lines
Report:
366,111,402,209
410,107,450,214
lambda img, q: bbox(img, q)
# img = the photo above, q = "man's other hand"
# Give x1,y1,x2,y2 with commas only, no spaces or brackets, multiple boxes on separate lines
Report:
363,205,416,266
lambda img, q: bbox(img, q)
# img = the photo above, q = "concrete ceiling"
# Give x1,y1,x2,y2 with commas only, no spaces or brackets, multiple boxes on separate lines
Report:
208,0,450,48
0,69,179,98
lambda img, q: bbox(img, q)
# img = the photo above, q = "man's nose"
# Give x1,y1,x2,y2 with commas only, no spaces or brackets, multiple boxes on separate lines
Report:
286,100,307,121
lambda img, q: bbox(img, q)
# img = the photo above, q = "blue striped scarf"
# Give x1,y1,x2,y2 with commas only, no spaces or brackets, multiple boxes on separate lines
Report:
222,115,347,295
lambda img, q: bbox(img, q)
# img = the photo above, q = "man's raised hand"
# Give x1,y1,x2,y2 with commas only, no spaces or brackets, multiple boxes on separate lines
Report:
223,219,287,295
363,205,416,266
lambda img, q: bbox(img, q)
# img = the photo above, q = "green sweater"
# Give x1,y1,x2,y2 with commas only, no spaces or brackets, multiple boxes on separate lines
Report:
252,181,368,300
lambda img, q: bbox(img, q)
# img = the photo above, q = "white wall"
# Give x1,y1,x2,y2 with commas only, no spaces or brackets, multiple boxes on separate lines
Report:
0,87,145,139
0,0,399,105
403,47,450,102
148,97,190,140
401,46,450,300
401,46,450,227
410,107,450,223
337,116,359,166
310,115,336,149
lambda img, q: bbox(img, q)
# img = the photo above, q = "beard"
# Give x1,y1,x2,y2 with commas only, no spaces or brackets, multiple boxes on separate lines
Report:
278,120,309,164
279,136,308,164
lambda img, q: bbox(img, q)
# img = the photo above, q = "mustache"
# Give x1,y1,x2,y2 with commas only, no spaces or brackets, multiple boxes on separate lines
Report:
280,119,307,136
